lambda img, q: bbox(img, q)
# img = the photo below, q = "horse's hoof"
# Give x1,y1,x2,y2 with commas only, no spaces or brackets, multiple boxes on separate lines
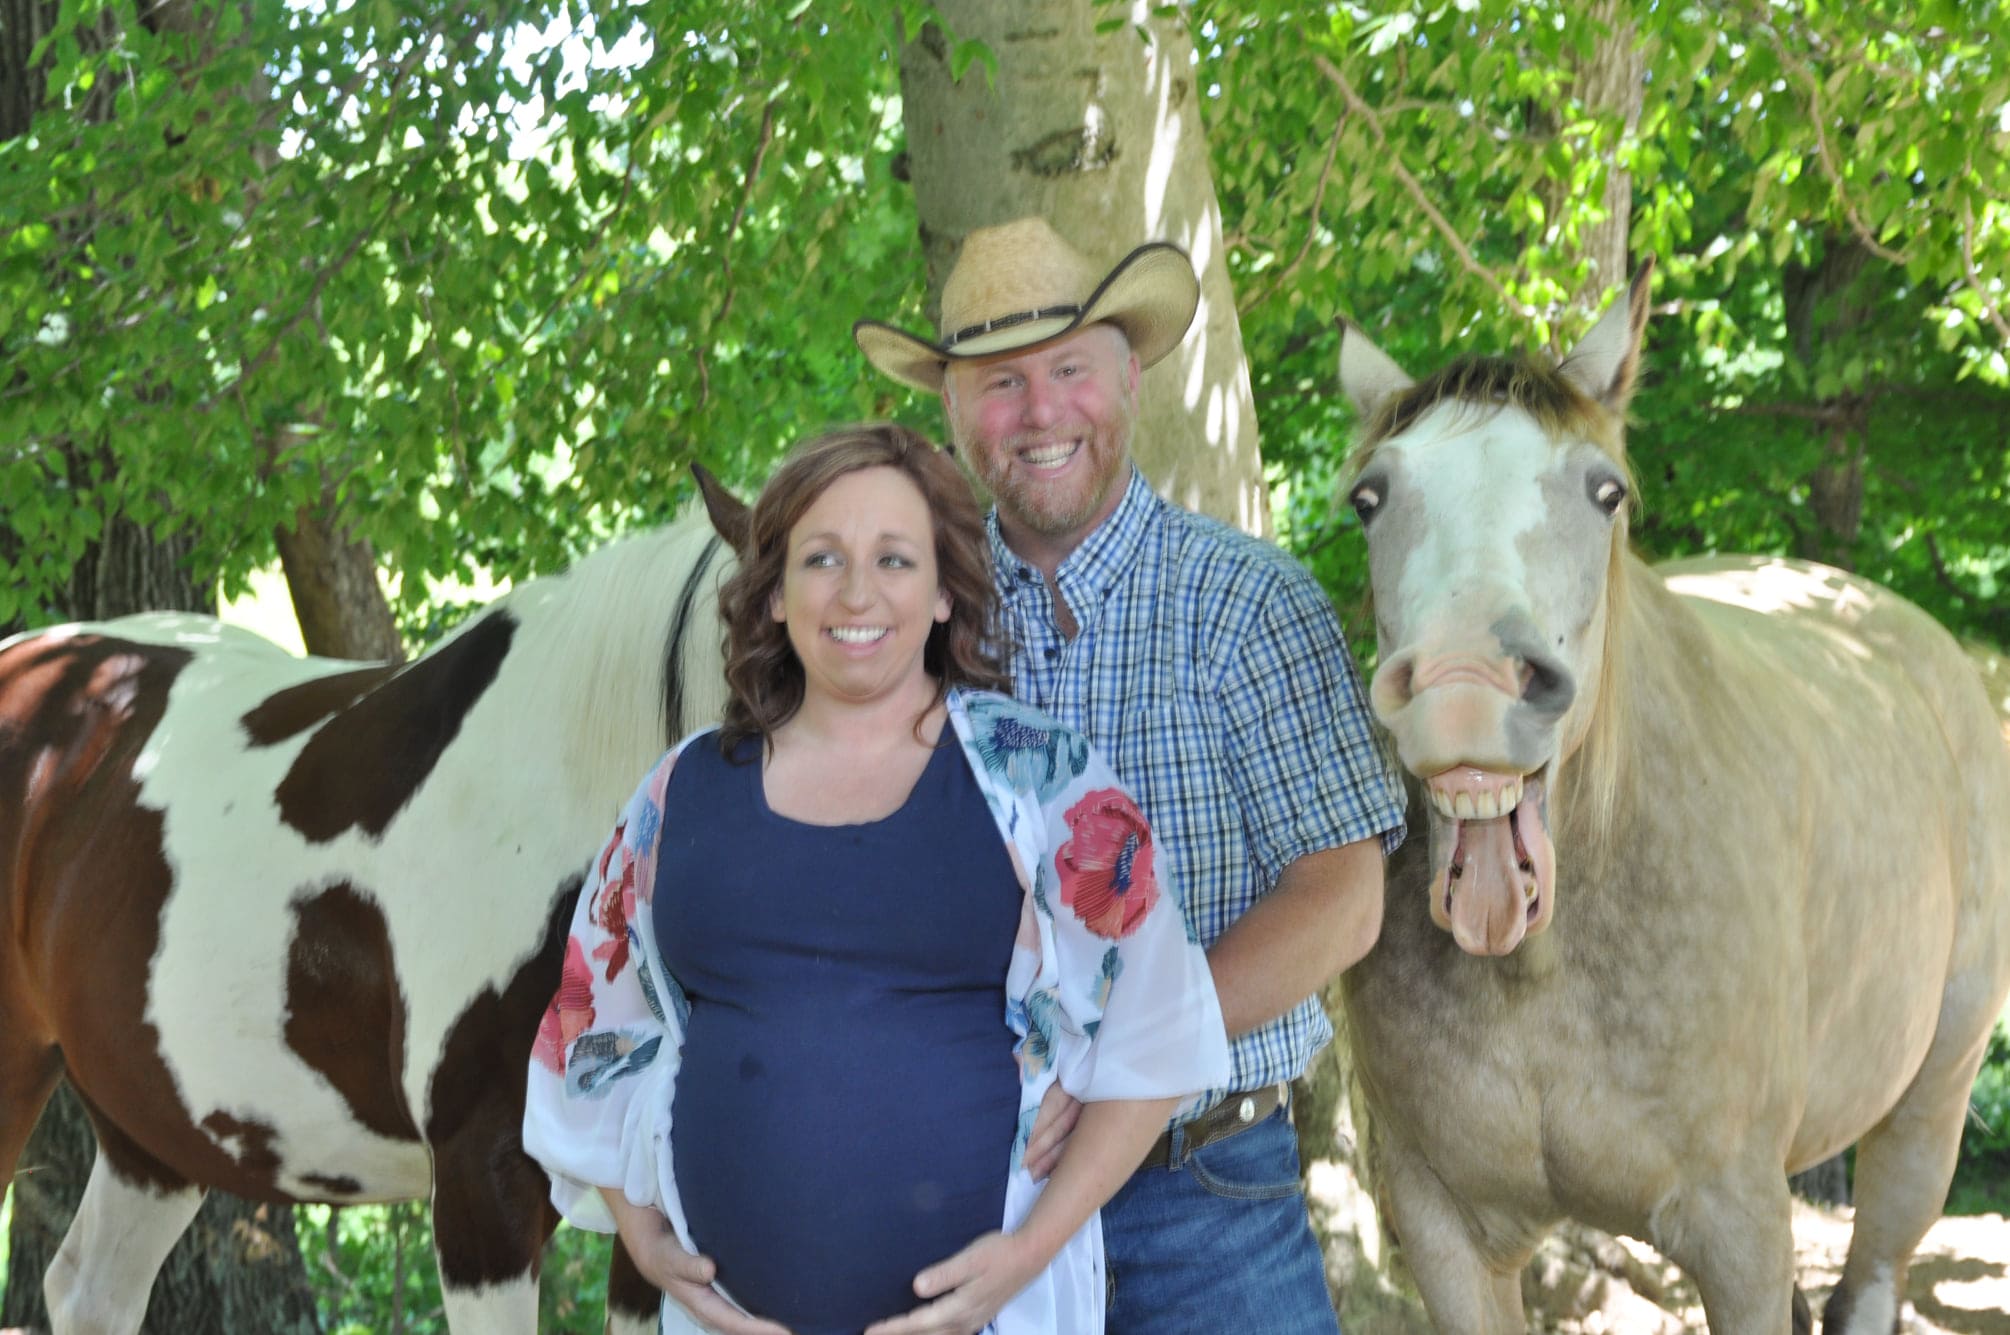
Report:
1792,1284,1813,1335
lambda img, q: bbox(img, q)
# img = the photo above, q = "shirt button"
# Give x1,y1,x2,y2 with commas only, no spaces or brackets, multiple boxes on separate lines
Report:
1018,566,1035,582
1237,1097,1256,1123
1043,648,1059,661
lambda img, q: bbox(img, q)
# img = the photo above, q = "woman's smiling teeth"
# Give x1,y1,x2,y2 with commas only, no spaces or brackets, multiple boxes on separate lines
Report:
828,625,889,644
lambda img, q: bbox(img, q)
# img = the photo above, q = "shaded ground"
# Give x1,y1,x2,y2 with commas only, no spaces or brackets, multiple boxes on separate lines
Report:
1308,1159,2010,1333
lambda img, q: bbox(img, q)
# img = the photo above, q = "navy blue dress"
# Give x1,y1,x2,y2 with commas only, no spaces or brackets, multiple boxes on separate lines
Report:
655,734,1024,1334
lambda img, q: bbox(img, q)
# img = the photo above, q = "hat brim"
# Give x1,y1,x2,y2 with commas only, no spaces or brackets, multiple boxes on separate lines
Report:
855,242,1201,395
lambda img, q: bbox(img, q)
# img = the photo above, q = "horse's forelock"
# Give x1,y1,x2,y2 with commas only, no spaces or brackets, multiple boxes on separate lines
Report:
1344,355,1630,485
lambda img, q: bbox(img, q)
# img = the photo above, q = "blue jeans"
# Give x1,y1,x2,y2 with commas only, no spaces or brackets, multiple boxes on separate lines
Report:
1101,1106,1341,1333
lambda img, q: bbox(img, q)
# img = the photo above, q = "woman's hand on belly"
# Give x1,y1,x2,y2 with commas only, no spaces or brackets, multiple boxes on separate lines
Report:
860,1230,1044,1335
597,1187,792,1335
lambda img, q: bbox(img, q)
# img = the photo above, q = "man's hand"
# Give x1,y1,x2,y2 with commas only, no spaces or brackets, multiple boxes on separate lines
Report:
600,1188,791,1335
860,1231,1043,1335
1021,1082,1081,1181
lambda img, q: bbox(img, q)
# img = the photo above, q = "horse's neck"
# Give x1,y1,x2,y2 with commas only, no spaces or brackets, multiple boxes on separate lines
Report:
1553,555,1713,879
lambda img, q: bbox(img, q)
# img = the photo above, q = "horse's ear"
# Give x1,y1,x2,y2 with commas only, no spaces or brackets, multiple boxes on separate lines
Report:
1337,316,1416,421
691,463,751,550
1559,256,1655,410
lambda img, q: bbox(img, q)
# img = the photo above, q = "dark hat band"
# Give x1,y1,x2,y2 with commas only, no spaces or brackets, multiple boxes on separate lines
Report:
943,304,1084,351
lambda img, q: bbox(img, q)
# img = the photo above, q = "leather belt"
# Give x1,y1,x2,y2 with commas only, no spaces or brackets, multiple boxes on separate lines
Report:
1137,1082,1289,1171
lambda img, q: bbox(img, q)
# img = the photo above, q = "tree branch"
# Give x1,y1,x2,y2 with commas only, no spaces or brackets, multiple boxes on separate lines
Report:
1312,53,1539,321
713,98,777,333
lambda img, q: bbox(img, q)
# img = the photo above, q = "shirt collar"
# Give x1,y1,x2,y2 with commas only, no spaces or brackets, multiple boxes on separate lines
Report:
987,466,1157,598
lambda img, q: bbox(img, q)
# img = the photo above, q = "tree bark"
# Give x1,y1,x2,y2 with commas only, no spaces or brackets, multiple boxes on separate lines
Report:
897,0,1268,534
275,476,406,661
1574,1,1646,311
1783,236,1874,572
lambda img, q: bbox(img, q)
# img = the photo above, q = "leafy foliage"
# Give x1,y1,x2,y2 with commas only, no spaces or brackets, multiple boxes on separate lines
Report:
1952,1019,2010,1214
296,1203,612,1333
3,0,933,635
1199,0,2010,648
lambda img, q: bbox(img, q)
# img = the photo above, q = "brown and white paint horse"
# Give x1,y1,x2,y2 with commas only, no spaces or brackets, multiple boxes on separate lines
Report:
0,506,734,1333
1337,264,2010,1334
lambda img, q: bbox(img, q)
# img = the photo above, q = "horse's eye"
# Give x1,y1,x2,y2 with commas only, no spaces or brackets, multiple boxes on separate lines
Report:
1591,477,1627,517
1350,483,1383,525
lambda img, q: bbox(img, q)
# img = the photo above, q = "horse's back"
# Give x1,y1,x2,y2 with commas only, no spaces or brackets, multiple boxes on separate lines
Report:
1654,554,2010,1157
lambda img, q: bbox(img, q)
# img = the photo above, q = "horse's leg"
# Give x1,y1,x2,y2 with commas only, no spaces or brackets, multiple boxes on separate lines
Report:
1380,1153,1523,1335
1650,1174,1794,1335
1821,1034,1985,1335
429,1104,560,1333
605,1235,661,1335
41,1134,205,1335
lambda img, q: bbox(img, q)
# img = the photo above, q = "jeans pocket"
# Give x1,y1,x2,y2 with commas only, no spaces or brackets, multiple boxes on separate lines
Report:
1183,1114,1305,1202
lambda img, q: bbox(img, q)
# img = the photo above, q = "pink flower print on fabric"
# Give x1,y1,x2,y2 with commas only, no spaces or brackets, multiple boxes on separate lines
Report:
532,935,597,1074
1056,788,1159,940
591,823,636,982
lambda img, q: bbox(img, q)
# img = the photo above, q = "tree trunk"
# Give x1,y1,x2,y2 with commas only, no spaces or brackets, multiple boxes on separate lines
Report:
1783,236,1875,572
1574,1,1646,310
897,0,1267,534
275,473,405,661
0,517,322,1334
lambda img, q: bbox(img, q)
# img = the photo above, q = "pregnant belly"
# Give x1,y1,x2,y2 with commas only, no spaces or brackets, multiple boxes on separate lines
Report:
671,993,1020,1333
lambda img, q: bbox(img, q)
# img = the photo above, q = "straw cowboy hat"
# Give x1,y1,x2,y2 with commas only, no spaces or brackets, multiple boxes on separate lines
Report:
853,216,1201,394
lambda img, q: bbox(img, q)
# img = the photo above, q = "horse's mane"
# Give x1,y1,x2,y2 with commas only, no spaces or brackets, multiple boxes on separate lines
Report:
470,508,732,799
1343,353,1637,846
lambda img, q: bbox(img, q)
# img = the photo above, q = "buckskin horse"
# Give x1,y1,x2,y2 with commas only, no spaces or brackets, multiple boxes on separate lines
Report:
0,500,736,1332
1336,263,2010,1334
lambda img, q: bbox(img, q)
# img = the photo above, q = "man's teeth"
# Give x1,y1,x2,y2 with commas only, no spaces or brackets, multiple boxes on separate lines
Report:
1427,776,1525,821
1022,441,1079,466
829,626,888,644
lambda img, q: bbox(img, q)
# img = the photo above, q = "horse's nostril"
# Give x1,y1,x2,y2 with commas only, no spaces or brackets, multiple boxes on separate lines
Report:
1519,651,1575,717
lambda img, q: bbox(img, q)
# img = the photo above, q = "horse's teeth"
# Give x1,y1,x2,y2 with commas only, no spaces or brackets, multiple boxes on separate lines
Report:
1454,791,1476,819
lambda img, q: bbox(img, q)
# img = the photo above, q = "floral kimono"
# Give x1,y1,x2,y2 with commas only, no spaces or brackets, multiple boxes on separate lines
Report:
522,687,1230,1334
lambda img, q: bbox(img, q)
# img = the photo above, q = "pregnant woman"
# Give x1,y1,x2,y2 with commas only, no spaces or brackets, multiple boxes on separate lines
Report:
523,423,1228,1334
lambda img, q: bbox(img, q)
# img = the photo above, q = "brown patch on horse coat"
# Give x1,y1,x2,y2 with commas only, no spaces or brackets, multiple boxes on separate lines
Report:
241,664,398,746
0,634,293,1201
284,883,418,1143
425,879,578,1287
198,1109,285,1181
274,612,515,843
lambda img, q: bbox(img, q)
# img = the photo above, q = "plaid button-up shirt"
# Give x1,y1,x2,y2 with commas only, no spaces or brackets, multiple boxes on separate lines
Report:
990,467,1407,1116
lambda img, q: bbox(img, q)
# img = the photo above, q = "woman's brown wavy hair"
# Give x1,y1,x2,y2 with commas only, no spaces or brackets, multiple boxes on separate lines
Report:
717,422,1010,752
